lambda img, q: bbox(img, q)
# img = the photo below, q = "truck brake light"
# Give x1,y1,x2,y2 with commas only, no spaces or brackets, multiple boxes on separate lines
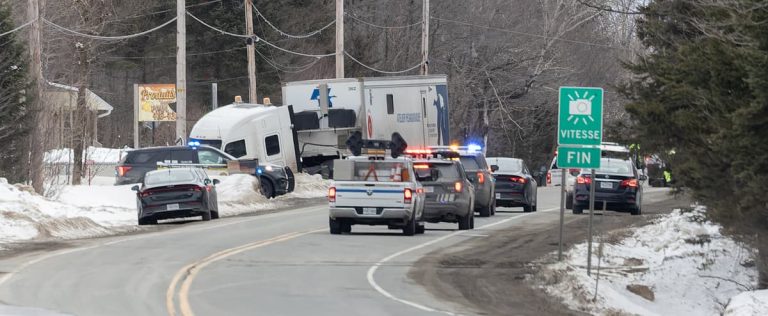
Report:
546,172,551,185
454,181,463,192
477,172,485,184
404,188,413,204
328,187,336,202
510,176,527,184
576,176,592,184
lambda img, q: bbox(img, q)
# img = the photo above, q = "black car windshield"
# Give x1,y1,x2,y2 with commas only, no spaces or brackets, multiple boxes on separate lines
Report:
414,163,460,182
145,169,196,185
459,156,481,171
487,158,522,173
593,159,634,176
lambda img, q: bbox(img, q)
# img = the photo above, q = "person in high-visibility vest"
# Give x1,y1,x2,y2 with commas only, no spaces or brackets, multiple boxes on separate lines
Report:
663,169,672,186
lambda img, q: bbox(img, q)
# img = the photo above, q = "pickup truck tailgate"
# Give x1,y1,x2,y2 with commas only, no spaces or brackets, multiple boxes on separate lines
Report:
334,182,408,208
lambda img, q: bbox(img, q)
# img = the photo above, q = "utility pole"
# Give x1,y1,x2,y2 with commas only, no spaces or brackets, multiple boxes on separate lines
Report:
245,0,257,103
176,0,187,144
335,0,344,78
420,0,429,75
27,0,45,193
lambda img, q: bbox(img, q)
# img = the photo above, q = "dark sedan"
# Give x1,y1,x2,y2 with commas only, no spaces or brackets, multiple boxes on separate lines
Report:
572,158,646,215
487,157,538,212
132,168,220,225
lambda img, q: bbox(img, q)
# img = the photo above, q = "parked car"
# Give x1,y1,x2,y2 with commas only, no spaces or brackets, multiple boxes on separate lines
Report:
413,159,475,230
571,158,647,215
131,168,220,225
429,145,496,217
486,157,538,212
115,144,293,198
328,157,426,235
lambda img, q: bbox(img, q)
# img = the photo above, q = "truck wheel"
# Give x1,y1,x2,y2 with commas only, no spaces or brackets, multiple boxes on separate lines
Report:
416,224,425,234
202,211,212,221
490,201,496,216
329,218,342,235
630,205,642,216
469,212,475,229
566,193,573,209
260,177,275,199
402,216,416,236
211,211,220,219
342,222,352,233
523,204,533,213
572,205,584,215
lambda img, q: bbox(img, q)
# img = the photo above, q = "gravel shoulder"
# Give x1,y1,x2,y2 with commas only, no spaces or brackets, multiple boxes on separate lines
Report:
410,192,691,316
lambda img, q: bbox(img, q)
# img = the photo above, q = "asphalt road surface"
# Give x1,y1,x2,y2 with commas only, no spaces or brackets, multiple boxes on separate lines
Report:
0,186,673,316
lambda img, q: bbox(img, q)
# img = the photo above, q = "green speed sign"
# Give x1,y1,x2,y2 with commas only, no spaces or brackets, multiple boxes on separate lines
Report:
558,87,603,146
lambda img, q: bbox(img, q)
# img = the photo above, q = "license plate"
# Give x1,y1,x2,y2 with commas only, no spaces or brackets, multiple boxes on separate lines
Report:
167,203,180,211
425,186,434,193
600,182,613,189
362,208,377,215
495,193,501,199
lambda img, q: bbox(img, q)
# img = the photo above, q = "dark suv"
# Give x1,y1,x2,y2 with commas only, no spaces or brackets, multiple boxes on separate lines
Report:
116,145,294,198
429,146,496,217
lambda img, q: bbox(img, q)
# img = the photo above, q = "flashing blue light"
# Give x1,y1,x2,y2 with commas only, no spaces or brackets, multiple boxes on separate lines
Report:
467,143,482,153
256,168,263,174
188,140,201,147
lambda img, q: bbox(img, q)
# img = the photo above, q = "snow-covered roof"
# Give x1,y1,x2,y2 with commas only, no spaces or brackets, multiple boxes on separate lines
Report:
45,81,114,114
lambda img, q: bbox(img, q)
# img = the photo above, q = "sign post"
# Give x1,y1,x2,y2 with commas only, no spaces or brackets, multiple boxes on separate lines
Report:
556,86,604,262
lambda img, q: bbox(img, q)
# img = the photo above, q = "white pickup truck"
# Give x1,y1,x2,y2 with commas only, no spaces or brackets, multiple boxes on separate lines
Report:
328,157,425,236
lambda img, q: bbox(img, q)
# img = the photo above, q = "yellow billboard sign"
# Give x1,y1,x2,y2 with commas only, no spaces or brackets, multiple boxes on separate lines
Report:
138,84,177,122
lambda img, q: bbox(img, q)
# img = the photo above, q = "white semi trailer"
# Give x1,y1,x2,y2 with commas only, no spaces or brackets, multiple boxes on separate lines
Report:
189,75,450,177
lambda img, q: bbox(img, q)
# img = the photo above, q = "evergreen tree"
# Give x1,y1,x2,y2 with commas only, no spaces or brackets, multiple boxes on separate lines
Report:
0,2,33,183
622,0,768,288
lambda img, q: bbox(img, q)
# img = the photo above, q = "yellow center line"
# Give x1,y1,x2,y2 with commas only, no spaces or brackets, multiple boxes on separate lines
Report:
166,228,324,316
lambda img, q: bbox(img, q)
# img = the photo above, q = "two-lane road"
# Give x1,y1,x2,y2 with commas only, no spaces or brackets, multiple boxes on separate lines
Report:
0,186,672,316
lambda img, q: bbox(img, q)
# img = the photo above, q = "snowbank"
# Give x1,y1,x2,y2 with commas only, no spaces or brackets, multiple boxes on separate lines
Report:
541,206,759,316
724,289,768,316
45,147,125,164
0,178,136,246
0,173,329,247
216,173,329,217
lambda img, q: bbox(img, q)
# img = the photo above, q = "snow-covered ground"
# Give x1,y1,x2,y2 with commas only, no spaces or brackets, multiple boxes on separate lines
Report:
0,173,329,249
540,206,763,316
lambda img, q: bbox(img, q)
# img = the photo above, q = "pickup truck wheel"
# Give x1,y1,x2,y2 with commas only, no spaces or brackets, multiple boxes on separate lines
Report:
201,210,212,221
416,224,425,234
329,218,342,235
523,204,533,213
402,216,416,236
341,222,352,233
469,212,475,229
490,201,496,216
572,204,584,215
211,211,220,219
138,217,156,225
566,193,573,209
260,177,275,199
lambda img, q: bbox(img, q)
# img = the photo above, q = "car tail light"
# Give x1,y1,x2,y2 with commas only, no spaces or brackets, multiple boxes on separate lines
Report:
510,176,527,184
416,188,424,194
404,188,413,204
547,172,551,185
454,181,463,192
576,176,592,184
117,166,131,177
328,187,336,202
620,179,638,188
140,191,151,197
477,172,485,184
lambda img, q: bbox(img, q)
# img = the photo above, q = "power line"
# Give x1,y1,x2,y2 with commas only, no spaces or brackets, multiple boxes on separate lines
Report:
345,12,422,29
344,51,422,74
108,0,222,22
104,46,246,59
0,19,35,38
431,16,629,50
186,11,335,58
43,17,177,40
254,47,322,73
251,3,335,39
